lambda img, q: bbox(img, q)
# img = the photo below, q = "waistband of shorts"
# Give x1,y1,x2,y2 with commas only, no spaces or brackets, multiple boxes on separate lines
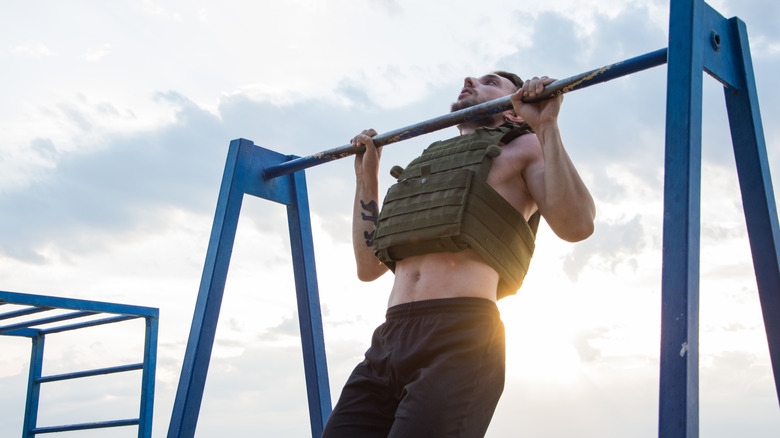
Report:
385,297,499,320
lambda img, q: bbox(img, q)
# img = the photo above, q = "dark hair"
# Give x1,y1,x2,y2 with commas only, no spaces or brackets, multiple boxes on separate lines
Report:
493,71,524,91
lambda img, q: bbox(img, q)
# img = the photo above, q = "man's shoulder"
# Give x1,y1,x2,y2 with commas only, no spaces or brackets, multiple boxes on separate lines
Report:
485,132,541,189
500,130,542,162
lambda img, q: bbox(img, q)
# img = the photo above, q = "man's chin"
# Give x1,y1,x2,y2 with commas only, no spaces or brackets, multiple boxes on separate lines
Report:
451,98,478,112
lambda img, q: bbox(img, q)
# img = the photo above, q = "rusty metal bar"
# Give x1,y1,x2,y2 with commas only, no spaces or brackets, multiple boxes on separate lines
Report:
262,47,668,180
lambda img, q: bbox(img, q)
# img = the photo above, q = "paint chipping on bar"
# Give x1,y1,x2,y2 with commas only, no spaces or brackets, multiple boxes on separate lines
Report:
562,65,614,94
679,342,688,357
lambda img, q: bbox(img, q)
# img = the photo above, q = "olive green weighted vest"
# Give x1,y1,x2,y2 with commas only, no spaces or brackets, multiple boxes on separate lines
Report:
373,122,541,299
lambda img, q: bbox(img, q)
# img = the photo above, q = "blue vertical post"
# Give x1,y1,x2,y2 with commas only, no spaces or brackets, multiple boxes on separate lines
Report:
723,18,780,402
139,315,159,438
22,333,44,437
659,0,705,437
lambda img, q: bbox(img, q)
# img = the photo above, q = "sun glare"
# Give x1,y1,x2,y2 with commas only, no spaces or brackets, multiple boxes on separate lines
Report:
500,296,584,384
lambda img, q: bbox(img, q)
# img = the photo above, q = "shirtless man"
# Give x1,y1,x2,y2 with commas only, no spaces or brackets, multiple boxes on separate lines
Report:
321,73,595,437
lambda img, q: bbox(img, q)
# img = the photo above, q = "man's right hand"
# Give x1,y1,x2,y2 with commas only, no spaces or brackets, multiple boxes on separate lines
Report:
352,129,381,177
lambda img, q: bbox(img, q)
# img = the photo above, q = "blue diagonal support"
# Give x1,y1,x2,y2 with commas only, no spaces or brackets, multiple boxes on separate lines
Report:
723,17,780,403
168,138,253,438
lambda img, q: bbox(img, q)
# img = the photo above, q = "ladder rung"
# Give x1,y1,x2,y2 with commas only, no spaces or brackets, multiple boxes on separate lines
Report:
0,306,53,321
40,314,139,335
31,418,139,434
0,310,97,333
36,363,144,383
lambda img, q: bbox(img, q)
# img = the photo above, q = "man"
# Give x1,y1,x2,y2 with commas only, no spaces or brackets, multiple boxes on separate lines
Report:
321,72,595,437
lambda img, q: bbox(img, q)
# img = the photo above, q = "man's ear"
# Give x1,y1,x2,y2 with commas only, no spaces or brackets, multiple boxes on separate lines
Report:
504,112,524,124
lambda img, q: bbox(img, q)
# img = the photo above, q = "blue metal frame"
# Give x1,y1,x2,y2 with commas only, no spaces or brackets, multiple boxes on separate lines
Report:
167,139,331,438
0,290,159,437
168,2,778,437
660,2,780,437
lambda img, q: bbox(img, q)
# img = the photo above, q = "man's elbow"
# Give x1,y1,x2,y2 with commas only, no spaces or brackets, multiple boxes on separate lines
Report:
553,213,595,243
562,220,595,242
356,269,378,282
356,262,386,282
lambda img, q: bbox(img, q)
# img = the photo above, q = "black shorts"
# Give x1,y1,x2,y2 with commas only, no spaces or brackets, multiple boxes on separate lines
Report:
321,297,506,438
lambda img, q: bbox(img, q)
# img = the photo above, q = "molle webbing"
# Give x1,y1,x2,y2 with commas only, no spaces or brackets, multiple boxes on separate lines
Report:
373,122,539,299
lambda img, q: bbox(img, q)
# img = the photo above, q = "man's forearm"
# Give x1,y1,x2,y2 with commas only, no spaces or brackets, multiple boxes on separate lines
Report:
352,175,388,280
536,122,596,242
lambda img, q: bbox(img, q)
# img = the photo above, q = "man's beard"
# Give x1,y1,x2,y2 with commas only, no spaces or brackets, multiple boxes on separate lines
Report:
451,92,497,128
450,95,480,112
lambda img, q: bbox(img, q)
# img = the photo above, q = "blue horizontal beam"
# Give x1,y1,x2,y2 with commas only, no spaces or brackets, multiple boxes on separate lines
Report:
31,418,139,434
39,314,141,335
0,310,97,334
0,290,159,338
1,327,38,338
0,306,53,321
36,363,143,383
0,290,158,318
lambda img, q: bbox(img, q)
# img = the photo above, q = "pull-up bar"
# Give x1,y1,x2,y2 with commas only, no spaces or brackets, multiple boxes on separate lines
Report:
262,47,668,180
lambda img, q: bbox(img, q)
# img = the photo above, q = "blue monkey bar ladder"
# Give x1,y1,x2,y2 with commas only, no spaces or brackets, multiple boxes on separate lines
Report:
167,1,779,437
0,290,158,437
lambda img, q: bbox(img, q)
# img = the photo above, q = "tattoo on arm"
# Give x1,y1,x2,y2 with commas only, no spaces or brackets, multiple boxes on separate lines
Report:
360,200,379,247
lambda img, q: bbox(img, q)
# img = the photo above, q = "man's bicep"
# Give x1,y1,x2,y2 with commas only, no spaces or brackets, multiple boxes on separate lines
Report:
514,137,546,216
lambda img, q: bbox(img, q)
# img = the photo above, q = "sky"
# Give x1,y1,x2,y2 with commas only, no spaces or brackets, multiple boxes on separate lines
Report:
1,0,780,436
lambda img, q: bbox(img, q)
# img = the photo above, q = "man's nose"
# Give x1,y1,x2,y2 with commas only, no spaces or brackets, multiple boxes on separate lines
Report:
464,77,476,87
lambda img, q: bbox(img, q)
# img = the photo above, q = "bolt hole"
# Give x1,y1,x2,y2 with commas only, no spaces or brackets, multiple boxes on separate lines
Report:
711,31,721,51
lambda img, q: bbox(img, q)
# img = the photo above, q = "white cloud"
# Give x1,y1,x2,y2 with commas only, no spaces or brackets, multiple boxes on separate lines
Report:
12,43,54,58
82,43,112,62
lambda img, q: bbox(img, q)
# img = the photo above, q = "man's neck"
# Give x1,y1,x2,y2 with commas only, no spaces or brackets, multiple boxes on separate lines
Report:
458,116,507,135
